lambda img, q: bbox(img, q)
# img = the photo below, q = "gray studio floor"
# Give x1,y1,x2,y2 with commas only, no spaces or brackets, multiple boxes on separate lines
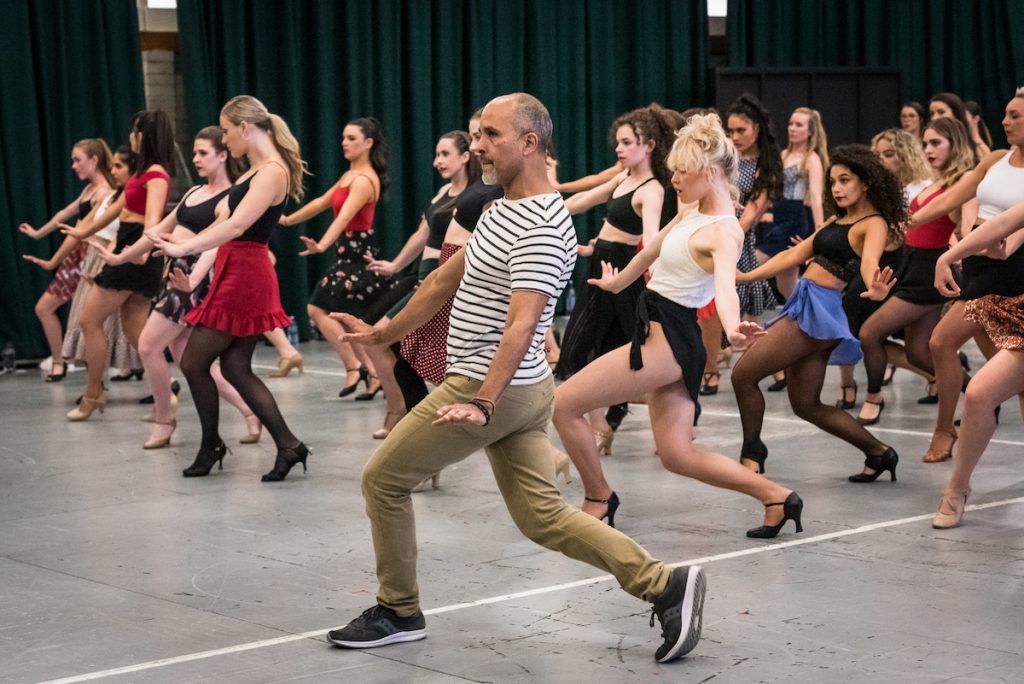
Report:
1,339,1022,684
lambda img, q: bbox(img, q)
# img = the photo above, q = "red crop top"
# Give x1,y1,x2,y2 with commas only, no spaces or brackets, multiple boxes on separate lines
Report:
123,169,171,215
906,187,956,249
329,182,377,233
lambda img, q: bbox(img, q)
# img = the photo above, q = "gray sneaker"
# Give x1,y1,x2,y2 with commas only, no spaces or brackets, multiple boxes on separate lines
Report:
327,604,426,648
650,565,706,662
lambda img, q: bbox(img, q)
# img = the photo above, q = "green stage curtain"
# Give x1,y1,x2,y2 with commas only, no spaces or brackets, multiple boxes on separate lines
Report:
0,0,145,360
177,0,708,331
726,0,1024,147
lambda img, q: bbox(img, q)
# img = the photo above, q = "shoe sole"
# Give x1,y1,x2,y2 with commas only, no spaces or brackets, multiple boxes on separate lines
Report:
657,566,706,663
326,628,426,648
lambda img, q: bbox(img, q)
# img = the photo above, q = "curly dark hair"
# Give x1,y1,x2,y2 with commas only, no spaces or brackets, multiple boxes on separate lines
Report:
610,103,681,185
726,94,783,202
826,144,907,245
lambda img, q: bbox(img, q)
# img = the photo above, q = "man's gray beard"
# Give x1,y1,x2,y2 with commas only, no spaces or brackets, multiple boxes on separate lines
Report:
481,169,498,185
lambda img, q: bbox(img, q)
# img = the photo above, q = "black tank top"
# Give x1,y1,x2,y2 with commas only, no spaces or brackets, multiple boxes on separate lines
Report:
424,189,455,249
454,180,503,232
228,168,286,244
811,214,880,282
605,177,656,236
176,186,231,234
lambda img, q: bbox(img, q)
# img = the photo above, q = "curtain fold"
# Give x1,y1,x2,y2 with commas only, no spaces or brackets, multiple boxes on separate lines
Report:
0,0,144,359
726,0,1024,146
177,0,709,330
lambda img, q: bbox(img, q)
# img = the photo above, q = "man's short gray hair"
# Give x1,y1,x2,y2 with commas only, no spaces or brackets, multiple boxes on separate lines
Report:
504,93,552,154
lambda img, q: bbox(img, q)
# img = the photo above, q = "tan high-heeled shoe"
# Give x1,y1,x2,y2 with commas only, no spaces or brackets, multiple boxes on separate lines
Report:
932,487,971,529
373,411,405,440
269,353,304,378
144,419,177,449
67,395,106,421
141,392,178,423
593,428,614,456
553,449,573,484
240,413,262,444
412,474,441,492
923,427,957,463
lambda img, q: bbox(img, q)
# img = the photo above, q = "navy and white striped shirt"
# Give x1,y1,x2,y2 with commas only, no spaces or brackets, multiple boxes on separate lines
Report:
447,192,576,384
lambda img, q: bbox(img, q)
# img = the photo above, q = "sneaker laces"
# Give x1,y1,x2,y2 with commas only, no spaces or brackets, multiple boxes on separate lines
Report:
353,605,382,626
649,607,665,637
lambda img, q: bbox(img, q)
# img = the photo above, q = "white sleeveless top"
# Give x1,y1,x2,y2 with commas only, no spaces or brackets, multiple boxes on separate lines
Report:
977,149,1024,220
93,191,121,241
647,212,735,308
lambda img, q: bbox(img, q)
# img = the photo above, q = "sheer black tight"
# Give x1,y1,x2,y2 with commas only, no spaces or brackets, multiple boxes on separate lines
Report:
860,297,942,394
731,317,888,459
181,325,299,450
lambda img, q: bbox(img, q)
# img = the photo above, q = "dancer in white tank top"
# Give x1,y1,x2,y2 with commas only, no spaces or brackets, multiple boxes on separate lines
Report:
553,113,804,540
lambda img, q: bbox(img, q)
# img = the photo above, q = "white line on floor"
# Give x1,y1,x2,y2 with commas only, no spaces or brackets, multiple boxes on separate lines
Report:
37,495,1024,684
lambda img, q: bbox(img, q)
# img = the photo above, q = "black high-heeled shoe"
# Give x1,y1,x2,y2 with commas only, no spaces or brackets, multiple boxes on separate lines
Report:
182,442,229,478
354,375,382,401
746,492,804,539
855,398,885,426
739,441,768,474
112,368,144,382
46,362,68,383
699,372,719,396
848,447,898,483
261,442,311,482
881,364,896,386
584,492,620,528
339,367,369,398
835,382,857,410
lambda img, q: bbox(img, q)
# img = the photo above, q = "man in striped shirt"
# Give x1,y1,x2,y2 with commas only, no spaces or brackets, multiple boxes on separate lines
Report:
329,93,706,664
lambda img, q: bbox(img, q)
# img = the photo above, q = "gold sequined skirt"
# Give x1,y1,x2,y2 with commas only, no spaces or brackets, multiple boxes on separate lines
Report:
964,293,1024,350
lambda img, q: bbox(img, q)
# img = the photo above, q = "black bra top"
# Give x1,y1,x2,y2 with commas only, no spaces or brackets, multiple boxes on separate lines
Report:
811,213,880,282
453,180,503,231
227,168,286,244
78,198,92,219
424,189,455,250
605,177,657,236
176,186,231,234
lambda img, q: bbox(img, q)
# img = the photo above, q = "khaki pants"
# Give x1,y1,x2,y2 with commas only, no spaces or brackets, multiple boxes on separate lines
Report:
362,373,670,616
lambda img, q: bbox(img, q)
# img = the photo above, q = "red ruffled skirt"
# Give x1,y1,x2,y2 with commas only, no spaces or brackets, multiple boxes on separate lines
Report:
185,240,290,336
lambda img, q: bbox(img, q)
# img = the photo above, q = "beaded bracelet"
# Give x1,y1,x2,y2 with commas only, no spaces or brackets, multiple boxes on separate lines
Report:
469,397,494,425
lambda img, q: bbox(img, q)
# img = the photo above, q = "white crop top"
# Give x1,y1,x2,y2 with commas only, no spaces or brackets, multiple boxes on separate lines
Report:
647,212,734,308
976,150,1024,220
93,191,120,241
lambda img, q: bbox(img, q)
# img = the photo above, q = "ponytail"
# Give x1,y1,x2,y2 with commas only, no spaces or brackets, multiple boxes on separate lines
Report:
267,113,309,201
74,138,115,188
349,117,391,196
221,95,310,201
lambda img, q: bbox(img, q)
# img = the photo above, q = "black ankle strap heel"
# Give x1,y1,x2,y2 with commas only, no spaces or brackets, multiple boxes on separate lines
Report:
848,447,898,483
584,492,620,528
739,441,768,474
182,442,229,478
746,492,804,539
262,442,311,482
